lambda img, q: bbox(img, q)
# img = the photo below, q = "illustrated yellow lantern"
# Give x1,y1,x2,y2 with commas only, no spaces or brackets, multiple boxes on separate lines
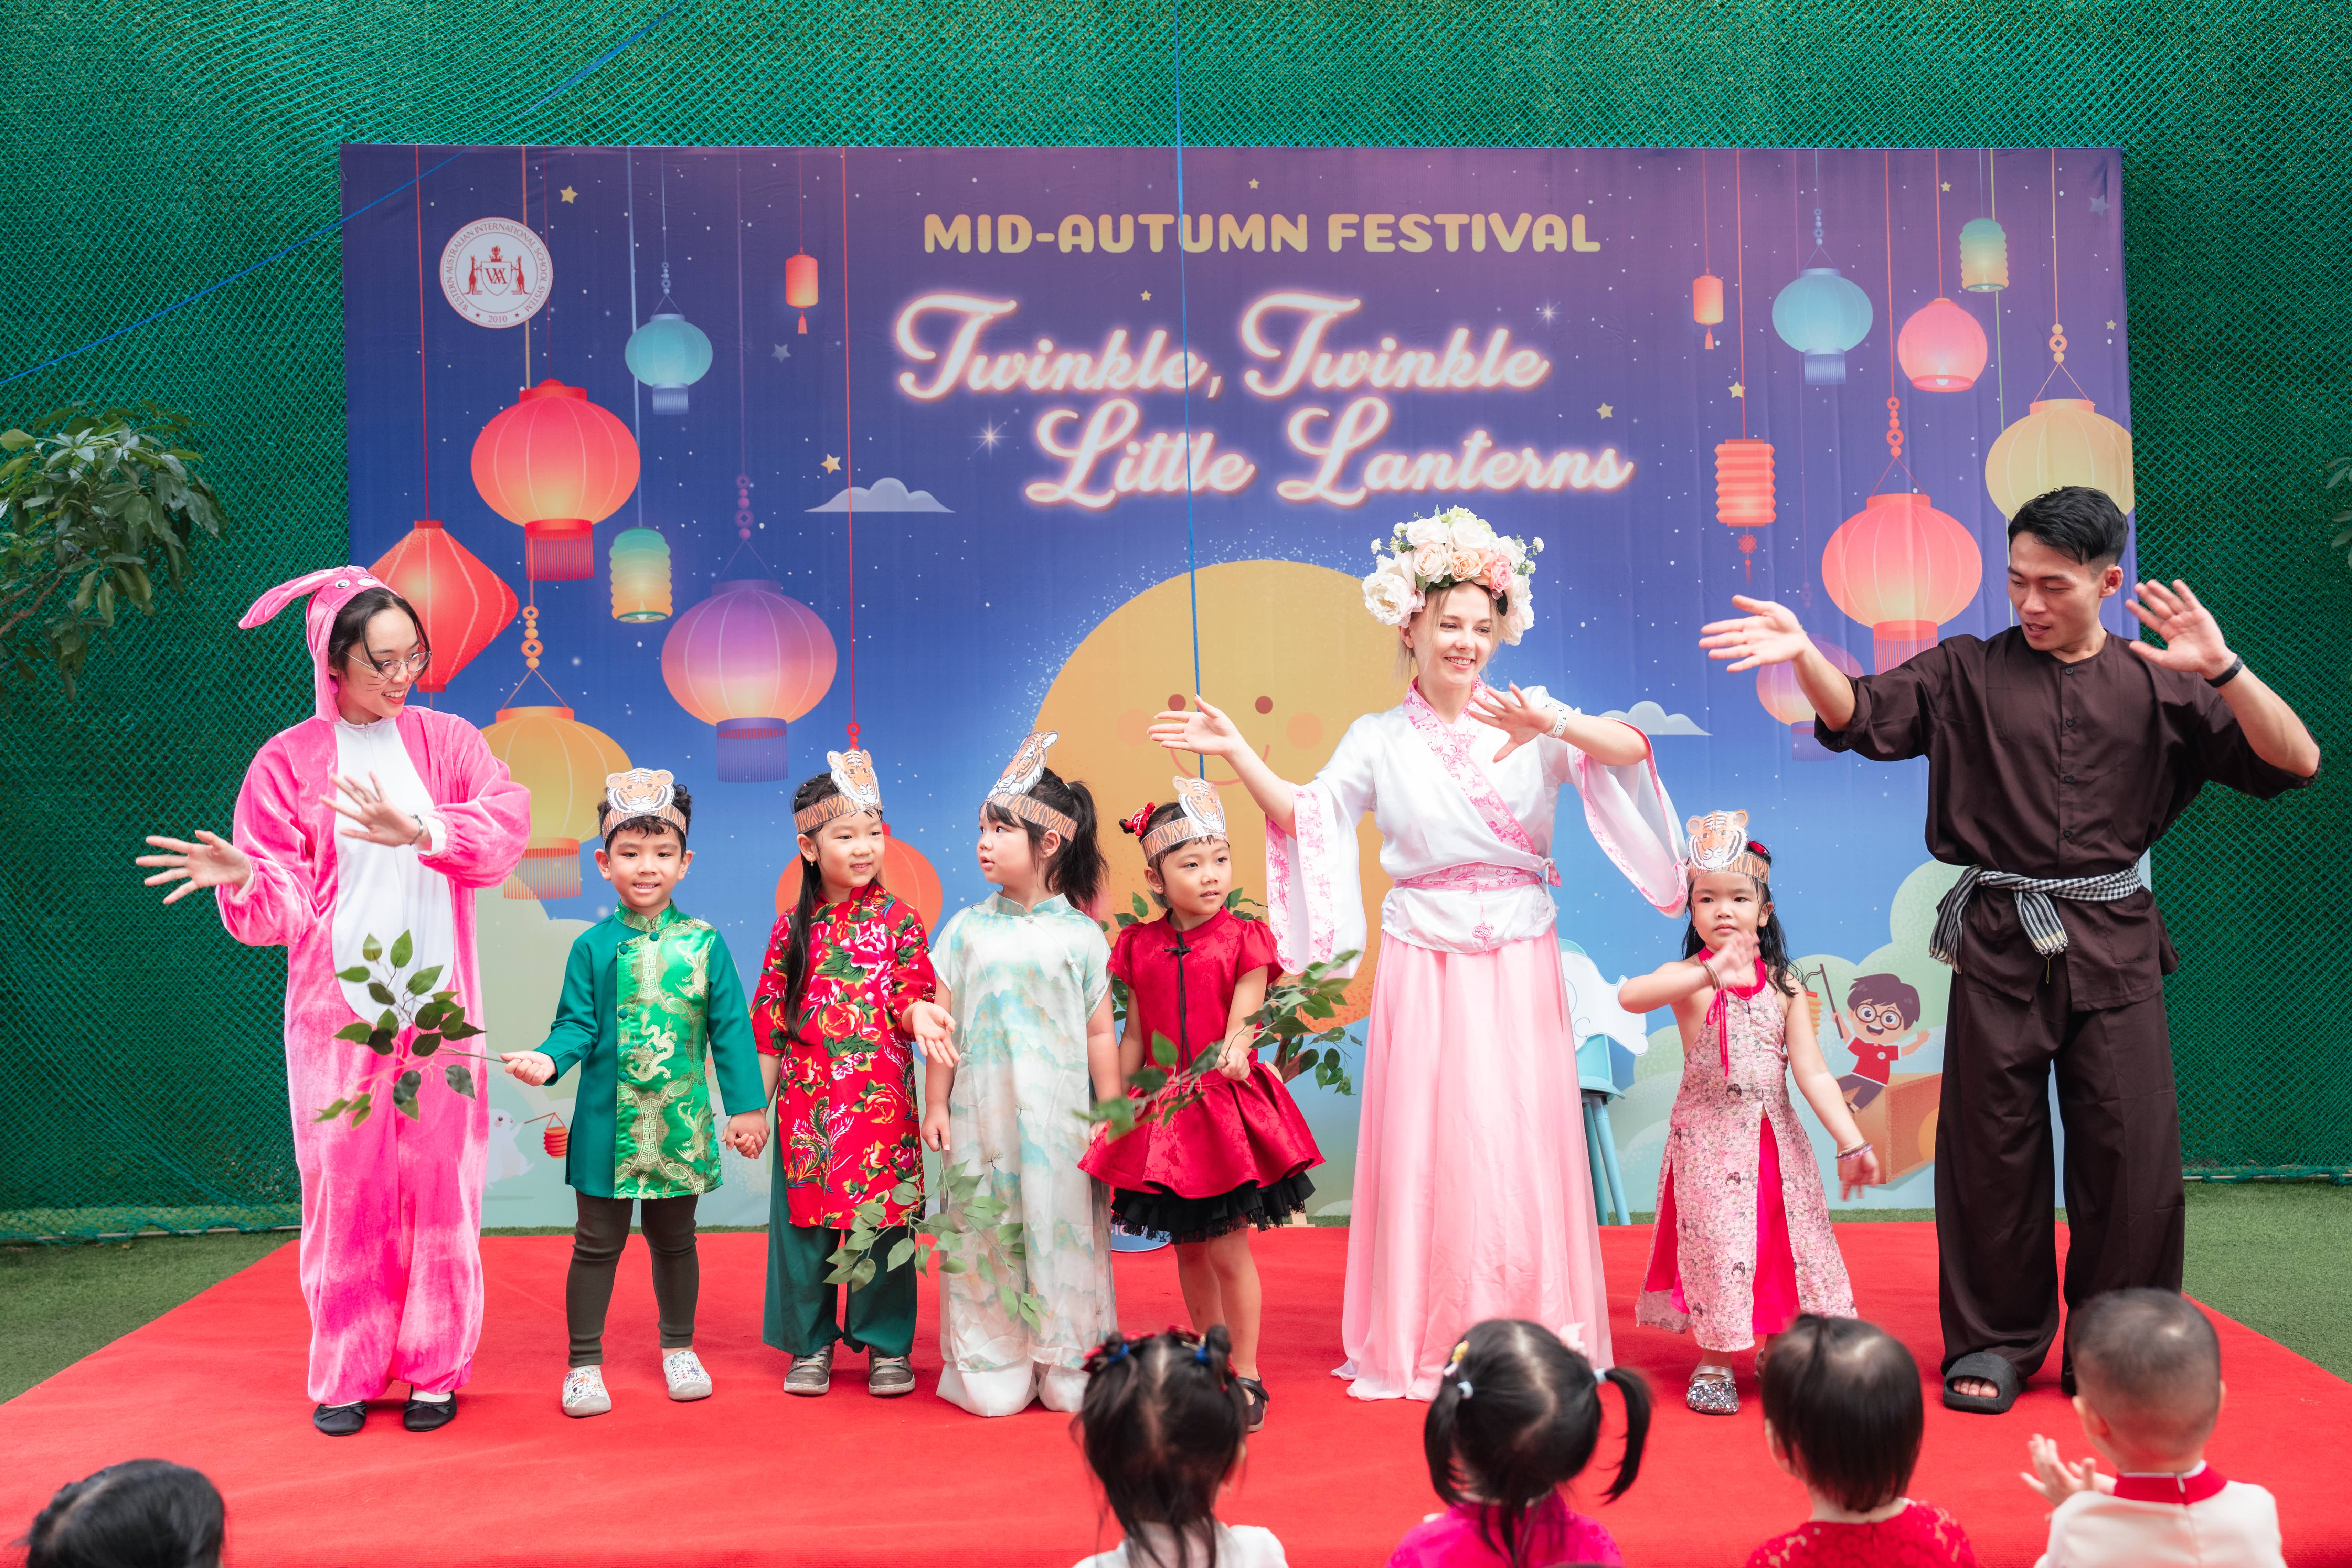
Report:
482,705,630,899
1959,217,2009,292
609,527,673,623
1983,398,2135,520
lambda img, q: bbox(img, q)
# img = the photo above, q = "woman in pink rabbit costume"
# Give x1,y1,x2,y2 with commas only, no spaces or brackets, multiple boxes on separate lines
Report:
139,567,529,1436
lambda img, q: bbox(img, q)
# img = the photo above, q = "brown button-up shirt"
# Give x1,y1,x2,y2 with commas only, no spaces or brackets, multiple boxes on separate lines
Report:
1816,628,2312,1008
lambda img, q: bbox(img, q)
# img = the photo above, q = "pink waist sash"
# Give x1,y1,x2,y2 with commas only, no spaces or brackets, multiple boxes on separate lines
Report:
1393,863,1546,895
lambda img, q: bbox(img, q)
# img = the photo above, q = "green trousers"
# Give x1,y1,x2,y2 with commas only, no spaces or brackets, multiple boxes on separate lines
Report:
763,1219,917,1358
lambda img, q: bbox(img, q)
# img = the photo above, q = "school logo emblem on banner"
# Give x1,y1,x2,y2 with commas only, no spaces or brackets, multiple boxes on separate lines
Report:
439,217,552,329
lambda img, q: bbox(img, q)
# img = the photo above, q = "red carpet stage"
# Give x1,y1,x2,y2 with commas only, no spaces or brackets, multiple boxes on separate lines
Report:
1,1226,2342,1567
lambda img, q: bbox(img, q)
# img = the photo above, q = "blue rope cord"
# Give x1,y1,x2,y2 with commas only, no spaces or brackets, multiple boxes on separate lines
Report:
0,3,679,391
1170,0,1202,777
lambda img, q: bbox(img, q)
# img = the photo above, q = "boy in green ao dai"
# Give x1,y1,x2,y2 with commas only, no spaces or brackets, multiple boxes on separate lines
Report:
502,769,769,1416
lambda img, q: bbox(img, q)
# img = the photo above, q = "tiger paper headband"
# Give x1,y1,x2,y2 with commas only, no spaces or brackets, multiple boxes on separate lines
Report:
1140,775,1227,860
794,749,883,834
1686,809,1771,885
604,768,689,843
984,730,1077,840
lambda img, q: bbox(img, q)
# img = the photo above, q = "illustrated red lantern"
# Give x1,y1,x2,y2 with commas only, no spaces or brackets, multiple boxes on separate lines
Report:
661,580,837,781
1757,641,1866,759
367,519,519,692
1715,438,1775,577
1896,296,1990,392
786,252,819,335
470,380,640,583
528,1113,569,1159
1693,274,1724,350
1821,492,1985,672
775,827,944,931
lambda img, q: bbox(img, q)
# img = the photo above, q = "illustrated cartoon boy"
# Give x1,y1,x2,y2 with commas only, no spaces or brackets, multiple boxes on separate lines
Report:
1837,973,1927,1110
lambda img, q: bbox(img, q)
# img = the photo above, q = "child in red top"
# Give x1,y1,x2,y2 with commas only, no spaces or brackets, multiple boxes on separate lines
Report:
1079,777,1322,1432
1747,1315,1979,1568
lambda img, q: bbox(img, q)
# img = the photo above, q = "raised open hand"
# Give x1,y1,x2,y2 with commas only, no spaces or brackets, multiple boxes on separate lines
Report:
325,772,427,847
2019,1434,2108,1505
1145,696,1244,760
2125,579,2233,680
1699,595,1814,673
1468,681,1557,763
137,831,253,904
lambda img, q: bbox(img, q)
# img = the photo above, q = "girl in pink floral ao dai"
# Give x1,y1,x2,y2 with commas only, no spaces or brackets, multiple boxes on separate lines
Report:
1617,816,1881,1416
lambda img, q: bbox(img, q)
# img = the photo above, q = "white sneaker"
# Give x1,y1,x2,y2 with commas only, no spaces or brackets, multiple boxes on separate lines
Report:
663,1347,713,1402
562,1365,611,1417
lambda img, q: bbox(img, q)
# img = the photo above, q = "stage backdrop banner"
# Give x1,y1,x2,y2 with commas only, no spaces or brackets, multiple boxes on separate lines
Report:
339,144,2133,1227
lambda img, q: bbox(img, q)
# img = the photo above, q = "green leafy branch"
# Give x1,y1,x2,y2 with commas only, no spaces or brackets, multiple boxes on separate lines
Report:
0,403,226,698
1248,950,1362,1095
823,1164,1046,1331
312,930,489,1128
2328,454,2352,568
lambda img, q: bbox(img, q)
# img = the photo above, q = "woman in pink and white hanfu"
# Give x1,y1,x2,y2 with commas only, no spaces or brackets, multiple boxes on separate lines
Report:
138,567,529,1436
1152,511,1686,1401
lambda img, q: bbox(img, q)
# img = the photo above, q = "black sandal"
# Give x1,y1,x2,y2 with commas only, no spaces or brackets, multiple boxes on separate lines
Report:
312,1400,366,1437
1236,1375,1269,1432
1941,1351,2021,1415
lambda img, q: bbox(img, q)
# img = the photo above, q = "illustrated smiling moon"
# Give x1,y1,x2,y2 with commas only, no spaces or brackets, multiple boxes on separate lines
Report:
1034,560,1404,1023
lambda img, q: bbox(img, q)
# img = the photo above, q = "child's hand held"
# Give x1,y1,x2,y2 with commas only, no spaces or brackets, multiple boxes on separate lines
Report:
1218,1024,1257,1081
920,1101,953,1152
724,1109,769,1158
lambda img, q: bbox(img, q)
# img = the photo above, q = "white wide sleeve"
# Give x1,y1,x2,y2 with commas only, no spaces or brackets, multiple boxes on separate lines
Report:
1264,715,1380,977
1545,712,1688,917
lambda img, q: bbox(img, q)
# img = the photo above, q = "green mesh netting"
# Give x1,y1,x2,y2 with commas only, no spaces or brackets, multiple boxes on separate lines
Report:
3,0,2346,1239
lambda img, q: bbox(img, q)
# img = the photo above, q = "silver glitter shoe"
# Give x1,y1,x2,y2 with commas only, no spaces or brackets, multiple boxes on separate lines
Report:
1686,1367,1739,1416
784,1344,834,1396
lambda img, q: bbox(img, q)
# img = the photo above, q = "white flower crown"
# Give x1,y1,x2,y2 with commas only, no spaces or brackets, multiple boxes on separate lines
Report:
1360,507,1543,644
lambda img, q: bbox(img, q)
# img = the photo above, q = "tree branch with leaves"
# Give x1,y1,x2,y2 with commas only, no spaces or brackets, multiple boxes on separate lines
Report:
0,402,225,697
313,930,491,1128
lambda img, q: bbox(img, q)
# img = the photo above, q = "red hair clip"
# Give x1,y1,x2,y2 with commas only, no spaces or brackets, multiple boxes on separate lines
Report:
1119,803,1158,838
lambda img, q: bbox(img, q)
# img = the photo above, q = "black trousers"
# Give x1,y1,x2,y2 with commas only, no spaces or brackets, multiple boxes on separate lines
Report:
566,1192,700,1368
1934,961,2184,1387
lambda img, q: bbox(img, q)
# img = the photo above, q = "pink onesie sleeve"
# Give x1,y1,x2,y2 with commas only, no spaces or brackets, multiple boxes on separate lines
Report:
215,733,324,950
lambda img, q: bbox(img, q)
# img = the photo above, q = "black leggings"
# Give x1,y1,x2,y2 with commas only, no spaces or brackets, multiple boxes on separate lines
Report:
567,1192,699,1368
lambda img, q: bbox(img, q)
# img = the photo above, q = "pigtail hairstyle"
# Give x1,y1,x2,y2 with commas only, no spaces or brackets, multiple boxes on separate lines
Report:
1679,840,1800,995
776,771,846,1036
21,1458,225,1568
1422,1319,1651,1568
1074,1325,1248,1568
986,766,1105,912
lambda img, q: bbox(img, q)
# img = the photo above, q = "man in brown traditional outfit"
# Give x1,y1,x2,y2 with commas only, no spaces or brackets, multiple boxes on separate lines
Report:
1700,486,2320,1414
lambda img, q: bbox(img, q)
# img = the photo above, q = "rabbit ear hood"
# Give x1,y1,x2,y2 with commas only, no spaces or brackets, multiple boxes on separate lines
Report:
240,566,391,722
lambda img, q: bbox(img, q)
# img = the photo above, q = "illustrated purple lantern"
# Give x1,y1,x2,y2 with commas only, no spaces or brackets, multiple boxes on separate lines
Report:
660,579,837,781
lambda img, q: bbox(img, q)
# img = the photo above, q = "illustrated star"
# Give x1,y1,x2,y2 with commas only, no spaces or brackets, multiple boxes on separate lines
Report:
2089,195,2110,214
559,186,577,204
771,343,792,361
1728,381,1746,398
2106,320,2117,329
1249,178,1260,189
821,454,842,473
1940,182,1950,191
977,421,1004,453
1141,290,1152,300
1596,402,1613,418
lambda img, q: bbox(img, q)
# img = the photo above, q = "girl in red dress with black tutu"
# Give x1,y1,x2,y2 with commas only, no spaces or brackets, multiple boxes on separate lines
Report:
1081,776,1323,1432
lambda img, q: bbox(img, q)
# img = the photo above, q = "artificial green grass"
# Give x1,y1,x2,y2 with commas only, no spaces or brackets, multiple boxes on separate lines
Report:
2,1185,2342,1404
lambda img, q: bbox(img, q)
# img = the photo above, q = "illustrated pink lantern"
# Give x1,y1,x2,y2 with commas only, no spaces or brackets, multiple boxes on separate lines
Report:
470,379,641,582
660,579,838,781
1897,297,1990,392
786,253,818,335
1757,641,1866,759
1821,492,1985,672
1693,273,1723,349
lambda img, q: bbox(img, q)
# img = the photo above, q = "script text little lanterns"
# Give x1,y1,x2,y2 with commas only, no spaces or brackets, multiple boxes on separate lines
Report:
661,579,838,781
1820,492,1984,672
470,380,641,582
608,527,673,622
786,252,819,335
366,519,518,691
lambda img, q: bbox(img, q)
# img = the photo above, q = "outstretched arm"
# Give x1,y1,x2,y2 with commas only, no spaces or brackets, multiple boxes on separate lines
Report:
1468,683,1649,766
2129,579,2320,779
1147,697,1300,835
1617,929,1758,1014
1700,596,1857,732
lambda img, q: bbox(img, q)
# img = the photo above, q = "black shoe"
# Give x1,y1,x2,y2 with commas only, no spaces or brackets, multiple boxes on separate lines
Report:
1236,1375,1269,1433
403,1394,457,1432
313,1401,367,1437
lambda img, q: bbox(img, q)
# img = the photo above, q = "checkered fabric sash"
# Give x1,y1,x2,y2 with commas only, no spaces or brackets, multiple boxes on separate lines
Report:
1929,864,2148,966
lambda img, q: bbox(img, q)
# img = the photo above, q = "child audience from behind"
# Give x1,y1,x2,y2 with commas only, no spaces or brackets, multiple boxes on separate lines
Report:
22,1459,223,1568
1748,1314,1978,1568
1386,1318,1650,1568
2021,1288,2283,1568
1071,1325,1285,1568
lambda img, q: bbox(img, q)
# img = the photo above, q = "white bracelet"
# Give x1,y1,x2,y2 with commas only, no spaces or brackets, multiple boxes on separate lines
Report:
1546,704,1573,740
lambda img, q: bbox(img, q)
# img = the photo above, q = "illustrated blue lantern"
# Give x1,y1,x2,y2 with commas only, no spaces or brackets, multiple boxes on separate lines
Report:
1772,266,1874,385
623,264,712,415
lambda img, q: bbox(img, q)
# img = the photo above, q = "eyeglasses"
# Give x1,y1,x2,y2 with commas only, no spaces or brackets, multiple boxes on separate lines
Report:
350,650,432,682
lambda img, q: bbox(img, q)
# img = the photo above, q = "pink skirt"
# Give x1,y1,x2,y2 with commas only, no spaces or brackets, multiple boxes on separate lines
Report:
1337,933,1613,1400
